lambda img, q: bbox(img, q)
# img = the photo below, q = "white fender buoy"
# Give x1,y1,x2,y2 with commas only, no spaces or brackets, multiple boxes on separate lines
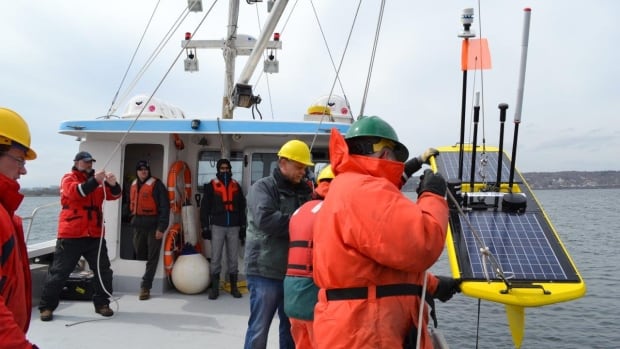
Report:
171,249,210,294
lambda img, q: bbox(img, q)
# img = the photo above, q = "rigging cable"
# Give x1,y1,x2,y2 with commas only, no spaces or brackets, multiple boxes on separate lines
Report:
476,0,487,150
309,0,358,119
67,2,220,327
106,0,162,118
251,2,273,120
308,0,362,151
447,187,507,282
431,154,511,347
358,0,386,118
102,0,218,171
110,5,193,115
475,0,490,190
252,0,301,120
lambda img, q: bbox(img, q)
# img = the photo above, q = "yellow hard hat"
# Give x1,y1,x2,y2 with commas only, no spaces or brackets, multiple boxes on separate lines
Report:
0,107,37,160
307,105,331,115
317,165,334,183
277,140,314,166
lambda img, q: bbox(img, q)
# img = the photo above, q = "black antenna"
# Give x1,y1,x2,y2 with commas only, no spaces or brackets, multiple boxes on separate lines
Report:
469,92,481,196
496,103,509,188
495,103,508,209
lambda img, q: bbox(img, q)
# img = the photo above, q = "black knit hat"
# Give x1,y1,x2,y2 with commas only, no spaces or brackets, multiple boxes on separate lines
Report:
216,158,231,171
136,160,150,171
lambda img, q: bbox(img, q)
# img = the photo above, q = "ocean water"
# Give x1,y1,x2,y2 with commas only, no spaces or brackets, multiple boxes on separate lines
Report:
19,189,620,348
427,188,620,349
18,196,60,244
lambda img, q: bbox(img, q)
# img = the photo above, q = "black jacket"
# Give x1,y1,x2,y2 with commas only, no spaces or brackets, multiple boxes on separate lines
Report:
200,173,247,227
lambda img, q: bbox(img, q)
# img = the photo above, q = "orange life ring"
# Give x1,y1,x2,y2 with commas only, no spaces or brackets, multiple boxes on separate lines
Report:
167,160,192,214
163,223,183,277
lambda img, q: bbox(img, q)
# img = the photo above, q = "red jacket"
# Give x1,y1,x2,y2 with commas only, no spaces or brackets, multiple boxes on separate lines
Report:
58,168,122,238
313,129,449,349
0,174,35,348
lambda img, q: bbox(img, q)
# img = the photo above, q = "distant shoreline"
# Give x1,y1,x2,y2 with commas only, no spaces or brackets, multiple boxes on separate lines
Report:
20,171,620,195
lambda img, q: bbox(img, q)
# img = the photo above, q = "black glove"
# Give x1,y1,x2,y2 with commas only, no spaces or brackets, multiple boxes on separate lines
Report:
433,276,461,302
202,226,212,240
404,157,423,179
404,148,439,178
239,225,246,244
416,169,447,197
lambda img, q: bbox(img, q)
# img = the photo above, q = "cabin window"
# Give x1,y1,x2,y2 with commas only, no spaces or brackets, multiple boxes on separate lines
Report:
250,150,330,185
250,153,279,185
197,151,244,191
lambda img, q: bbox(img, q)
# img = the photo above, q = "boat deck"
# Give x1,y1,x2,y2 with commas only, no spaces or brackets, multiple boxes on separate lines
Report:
28,290,281,348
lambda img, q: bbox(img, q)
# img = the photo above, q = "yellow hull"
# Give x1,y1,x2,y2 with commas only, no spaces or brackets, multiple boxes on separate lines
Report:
435,144,586,306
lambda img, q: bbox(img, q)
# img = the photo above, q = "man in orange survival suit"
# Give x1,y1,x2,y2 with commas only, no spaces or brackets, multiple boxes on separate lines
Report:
0,107,39,348
313,116,460,349
284,164,334,349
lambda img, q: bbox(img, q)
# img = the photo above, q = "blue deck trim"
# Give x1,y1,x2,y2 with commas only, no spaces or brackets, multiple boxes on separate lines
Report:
59,118,350,135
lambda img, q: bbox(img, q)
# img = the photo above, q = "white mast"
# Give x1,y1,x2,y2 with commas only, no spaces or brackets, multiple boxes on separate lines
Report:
182,0,286,119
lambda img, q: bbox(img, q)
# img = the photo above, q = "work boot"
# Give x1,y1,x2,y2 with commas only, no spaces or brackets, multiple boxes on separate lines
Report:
40,309,54,322
95,304,114,317
208,274,220,300
230,273,242,298
139,288,150,300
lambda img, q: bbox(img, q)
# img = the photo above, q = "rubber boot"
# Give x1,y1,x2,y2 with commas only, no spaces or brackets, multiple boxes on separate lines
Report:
230,273,242,298
208,274,220,300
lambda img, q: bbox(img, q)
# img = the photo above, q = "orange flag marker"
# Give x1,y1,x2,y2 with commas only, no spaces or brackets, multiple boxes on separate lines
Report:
461,38,492,71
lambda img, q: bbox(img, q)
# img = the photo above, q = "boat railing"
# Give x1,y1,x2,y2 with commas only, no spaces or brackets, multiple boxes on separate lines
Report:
23,202,60,259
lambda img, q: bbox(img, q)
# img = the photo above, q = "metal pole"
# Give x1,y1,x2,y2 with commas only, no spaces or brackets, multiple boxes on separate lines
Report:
222,0,241,119
457,8,476,182
237,0,289,84
469,92,481,194
508,8,532,189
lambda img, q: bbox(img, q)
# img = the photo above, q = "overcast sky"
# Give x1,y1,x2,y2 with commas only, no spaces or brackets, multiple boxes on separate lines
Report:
2,1,618,188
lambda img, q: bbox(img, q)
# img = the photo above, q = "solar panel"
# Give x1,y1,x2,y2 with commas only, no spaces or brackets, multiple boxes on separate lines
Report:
450,210,580,282
435,149,514,183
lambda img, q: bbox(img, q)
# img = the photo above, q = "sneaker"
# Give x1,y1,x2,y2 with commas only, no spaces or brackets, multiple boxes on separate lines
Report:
40,309,53,322
95,304,114,317
139,288,150,301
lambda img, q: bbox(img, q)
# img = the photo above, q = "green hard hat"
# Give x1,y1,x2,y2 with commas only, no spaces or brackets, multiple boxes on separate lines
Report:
345,115,409,162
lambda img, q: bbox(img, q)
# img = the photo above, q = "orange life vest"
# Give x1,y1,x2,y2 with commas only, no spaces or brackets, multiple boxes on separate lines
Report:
211,178,240,212
130,177,158,216
286,200,323,278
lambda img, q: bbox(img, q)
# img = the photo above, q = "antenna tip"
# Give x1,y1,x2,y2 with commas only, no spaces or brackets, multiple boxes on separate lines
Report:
524,7,531,12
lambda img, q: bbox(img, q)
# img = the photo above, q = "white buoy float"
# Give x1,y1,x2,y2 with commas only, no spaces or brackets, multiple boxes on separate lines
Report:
171,245,210,294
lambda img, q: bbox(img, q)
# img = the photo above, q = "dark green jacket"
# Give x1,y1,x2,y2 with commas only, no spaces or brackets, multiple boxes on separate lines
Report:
244,167,312,280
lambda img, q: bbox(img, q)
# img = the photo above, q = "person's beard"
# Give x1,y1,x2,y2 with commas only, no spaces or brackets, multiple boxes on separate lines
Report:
79,165,94,176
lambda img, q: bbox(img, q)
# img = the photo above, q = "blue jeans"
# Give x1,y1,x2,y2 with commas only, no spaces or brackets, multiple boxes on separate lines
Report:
244,275,294,349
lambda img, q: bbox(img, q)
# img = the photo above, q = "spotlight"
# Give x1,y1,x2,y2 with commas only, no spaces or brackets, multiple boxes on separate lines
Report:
233,83,259,108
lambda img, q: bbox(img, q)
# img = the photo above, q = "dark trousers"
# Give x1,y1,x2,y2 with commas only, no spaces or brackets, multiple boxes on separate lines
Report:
39,237,114,310
133,226,162,290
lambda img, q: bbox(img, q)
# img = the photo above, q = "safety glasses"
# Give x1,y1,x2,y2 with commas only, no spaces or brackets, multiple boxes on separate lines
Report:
371,138,395,153
3,152,26,169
